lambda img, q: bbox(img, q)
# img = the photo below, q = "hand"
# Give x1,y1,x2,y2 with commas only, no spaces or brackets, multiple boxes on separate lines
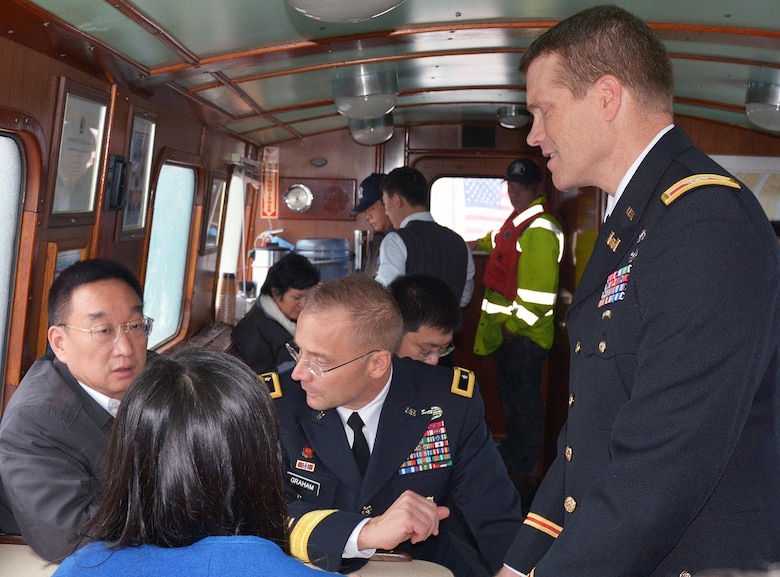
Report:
357,490,450,551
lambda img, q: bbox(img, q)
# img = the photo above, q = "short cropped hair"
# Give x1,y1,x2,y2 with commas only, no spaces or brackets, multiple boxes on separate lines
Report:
519,5,674,116
48,259,143,326
260,252,320,296
304,274,403,354
82,349,289,551
388,274,463,335
382,167,430,208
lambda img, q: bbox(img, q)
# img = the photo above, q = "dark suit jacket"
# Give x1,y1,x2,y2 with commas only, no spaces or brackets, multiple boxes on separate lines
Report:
0,354,113,561
504,127,780,576
273,356,523,576
232,302,294,374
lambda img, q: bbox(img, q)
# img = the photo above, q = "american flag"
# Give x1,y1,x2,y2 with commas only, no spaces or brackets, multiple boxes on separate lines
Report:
431,177,512,241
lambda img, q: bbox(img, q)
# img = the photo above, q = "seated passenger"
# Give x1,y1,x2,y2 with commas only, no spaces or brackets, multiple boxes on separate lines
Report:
232,252,319,374
271,274,522,576
0,259,153,561
53,349,327,577
388,273,462,365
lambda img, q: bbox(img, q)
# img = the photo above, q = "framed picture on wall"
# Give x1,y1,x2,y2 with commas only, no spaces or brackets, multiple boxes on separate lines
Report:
201,174,226,254
121,108,157,234
48,78,109,226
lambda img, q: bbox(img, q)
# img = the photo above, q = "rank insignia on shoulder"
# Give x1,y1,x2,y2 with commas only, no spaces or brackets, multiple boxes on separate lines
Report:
259,371,282,399
451,367,475,398
661,174,740,206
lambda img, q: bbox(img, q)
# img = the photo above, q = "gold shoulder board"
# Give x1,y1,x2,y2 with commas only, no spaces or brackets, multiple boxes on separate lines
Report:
661,174,740,206
451,367,475,398
259,371,282,399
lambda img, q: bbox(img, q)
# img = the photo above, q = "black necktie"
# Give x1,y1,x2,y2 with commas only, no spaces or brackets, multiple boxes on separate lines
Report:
347,412,370,477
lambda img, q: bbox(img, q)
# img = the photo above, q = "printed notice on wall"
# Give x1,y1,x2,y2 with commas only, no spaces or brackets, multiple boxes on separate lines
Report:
260,147,280,219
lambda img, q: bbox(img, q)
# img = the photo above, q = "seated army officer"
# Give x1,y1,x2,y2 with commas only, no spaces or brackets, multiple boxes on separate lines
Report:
262,274,522,577
0,259,153,561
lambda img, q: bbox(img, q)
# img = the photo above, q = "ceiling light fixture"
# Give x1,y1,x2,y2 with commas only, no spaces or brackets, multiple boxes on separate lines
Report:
286,0,405,23
332,68,398,120
497,105,531,129
349,113,394,146
745,81,780,131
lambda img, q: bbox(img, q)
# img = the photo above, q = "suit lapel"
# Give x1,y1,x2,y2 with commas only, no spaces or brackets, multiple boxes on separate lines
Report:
300,408,363,492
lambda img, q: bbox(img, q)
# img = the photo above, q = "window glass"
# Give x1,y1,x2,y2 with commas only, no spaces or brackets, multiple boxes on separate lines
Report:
0,135,23,376
430,176,510,241
143,164,195,348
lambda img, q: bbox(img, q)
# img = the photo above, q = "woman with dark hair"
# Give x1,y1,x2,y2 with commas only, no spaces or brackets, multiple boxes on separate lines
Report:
53,349,325,577
232,252,319,374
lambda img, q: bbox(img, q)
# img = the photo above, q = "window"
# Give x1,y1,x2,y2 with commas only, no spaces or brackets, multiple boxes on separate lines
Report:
0,135,23,377
143,164,196,348
430,176,510,241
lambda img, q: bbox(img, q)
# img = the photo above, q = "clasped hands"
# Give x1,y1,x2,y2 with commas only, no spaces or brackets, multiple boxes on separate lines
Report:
356,490,451,551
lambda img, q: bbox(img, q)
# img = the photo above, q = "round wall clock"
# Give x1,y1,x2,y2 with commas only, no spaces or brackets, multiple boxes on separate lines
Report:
283,183,313,213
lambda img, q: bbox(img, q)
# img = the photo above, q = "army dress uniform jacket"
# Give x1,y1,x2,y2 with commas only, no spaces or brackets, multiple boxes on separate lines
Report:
272,356,523,575
503,126,780,577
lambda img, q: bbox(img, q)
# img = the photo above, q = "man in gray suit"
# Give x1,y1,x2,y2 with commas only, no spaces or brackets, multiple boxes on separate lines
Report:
0,259,152,561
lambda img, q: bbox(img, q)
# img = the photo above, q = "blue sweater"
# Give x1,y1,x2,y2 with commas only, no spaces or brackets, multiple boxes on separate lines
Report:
53,535,328,577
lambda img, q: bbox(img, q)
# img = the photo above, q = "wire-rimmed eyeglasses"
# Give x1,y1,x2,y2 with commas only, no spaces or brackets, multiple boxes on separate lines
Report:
285,342,378,378
59,316,154,346
403,334,455,361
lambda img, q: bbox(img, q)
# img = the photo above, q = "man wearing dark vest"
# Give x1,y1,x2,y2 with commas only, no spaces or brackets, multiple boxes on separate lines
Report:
376,167,475,307
472,158,564,505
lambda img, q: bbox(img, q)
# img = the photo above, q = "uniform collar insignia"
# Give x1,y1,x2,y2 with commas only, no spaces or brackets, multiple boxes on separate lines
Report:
606,231,621,252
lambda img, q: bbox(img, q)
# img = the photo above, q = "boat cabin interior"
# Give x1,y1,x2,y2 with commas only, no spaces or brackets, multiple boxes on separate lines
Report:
0,0,779,518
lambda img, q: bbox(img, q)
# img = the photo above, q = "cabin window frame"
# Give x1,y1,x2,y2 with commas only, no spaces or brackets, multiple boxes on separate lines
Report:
141,148,203,351
0,107,46,405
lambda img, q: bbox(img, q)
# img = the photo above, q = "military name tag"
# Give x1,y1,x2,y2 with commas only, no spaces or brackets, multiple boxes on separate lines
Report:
287,471,320,496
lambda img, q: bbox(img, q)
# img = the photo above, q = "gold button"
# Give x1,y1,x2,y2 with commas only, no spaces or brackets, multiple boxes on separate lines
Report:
565,446,573,461
568,393,575,407
679,572,692,577
564,496,577,513
598,340,607,353
601,309,612,320
361,505,372,516
574,341,581,354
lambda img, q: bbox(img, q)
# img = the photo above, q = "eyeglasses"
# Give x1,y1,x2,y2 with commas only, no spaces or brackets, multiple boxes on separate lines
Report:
59,316,154,346
286,342,378,378
404,335,455,361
